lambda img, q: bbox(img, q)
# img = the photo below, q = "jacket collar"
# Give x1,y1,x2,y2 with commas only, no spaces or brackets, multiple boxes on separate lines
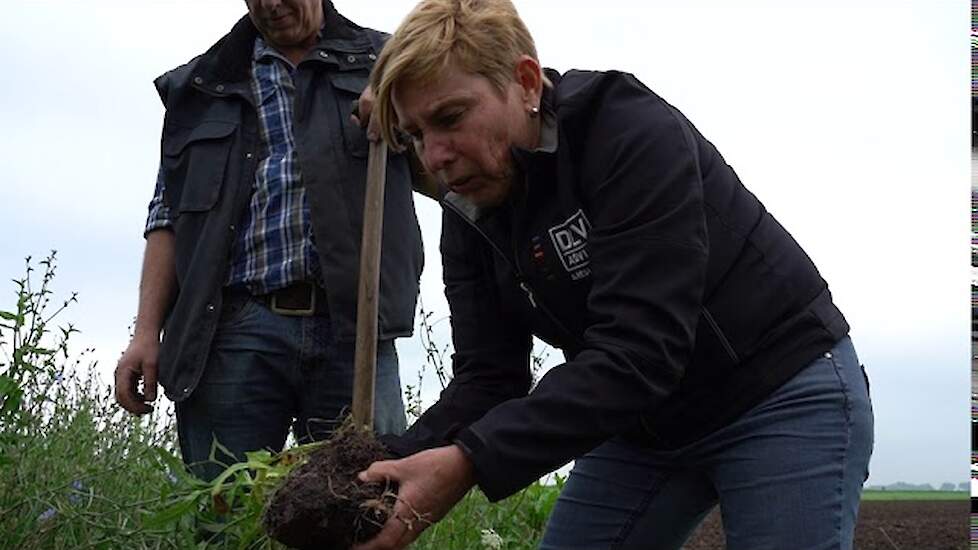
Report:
512,68,561,162
192,0,359,86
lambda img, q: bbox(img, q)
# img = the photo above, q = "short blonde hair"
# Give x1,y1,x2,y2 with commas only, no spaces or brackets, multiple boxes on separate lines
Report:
370,0,540,149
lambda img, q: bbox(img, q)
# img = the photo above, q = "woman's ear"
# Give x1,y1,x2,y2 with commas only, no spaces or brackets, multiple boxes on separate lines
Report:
513,55,543,110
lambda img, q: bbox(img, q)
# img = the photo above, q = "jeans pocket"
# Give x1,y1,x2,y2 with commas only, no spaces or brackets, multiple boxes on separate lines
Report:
820,349,854,425
219,297,257,327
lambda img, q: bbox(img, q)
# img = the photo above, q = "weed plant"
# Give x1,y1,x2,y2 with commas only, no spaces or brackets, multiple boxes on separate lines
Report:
0,253,561,549
0,253,192,549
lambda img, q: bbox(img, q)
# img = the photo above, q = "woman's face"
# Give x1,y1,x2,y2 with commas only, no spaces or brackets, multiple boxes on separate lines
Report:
393,62,539,208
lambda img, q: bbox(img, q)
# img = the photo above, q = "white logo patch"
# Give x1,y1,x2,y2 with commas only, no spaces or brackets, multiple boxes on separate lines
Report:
548,209,592,279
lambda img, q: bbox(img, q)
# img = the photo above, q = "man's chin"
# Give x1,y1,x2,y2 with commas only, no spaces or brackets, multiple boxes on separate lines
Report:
267,31,299,45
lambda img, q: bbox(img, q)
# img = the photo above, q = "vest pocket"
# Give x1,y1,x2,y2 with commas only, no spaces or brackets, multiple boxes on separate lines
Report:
328,71,370,158
161,120,237,212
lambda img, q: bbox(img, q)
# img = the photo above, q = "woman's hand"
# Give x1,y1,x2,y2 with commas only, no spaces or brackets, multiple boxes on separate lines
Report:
352,445,476,550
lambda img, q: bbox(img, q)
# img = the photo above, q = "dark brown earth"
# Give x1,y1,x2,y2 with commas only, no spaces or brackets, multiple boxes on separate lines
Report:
681,500,970,550
262,425,396,550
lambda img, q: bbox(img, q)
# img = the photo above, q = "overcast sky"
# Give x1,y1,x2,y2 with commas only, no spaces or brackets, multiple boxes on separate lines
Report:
0,1,968,488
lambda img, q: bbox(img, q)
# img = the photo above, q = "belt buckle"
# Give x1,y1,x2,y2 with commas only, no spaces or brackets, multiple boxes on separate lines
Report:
269,283,316,317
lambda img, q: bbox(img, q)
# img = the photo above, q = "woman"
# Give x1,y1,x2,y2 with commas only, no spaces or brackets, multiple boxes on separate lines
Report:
355,1,873,548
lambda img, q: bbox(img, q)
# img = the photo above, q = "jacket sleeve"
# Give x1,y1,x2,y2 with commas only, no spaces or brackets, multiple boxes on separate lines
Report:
381,208,534,458
454,72,710,501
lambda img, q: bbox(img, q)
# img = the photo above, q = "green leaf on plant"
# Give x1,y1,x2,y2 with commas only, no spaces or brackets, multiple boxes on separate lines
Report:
153,447,207,489
209,438,236,464
209,460,271,497
235,520,267,550
244,449,272,464
142,491,203,529
0,375,18,396
1,387,23,415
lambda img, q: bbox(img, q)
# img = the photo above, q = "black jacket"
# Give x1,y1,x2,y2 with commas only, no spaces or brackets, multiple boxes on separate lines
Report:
153,2,423,402
387,69,848,501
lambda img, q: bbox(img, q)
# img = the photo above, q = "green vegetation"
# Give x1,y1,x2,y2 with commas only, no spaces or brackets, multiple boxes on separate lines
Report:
0,254,554,549
860,490,970,501
0,253,194,549
1,254,967,549
413,479,562,550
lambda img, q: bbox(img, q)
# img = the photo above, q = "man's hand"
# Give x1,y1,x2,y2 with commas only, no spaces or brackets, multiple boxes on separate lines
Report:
117,229,175,415
353,445,476,550
351,84,443,200
351,85,381,142
114,335,160,415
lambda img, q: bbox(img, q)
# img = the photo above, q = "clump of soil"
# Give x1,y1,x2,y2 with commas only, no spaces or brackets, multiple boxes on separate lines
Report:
262,423,397,549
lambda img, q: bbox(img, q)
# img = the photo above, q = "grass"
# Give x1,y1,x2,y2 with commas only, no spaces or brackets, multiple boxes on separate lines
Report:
860,490,970,501
413,479,562,550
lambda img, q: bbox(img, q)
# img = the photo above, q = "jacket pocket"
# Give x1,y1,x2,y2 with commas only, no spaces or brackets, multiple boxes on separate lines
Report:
701,307,740,364
681,308,740,391
161,120,237,212
327,71,370,158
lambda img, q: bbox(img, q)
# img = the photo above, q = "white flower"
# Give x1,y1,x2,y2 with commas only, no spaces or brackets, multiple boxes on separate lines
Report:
480,527,503,550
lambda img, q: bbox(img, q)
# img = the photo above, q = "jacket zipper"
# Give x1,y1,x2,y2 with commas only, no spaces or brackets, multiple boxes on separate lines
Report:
702,307,740,364
518,281,538,308
444,202,582,348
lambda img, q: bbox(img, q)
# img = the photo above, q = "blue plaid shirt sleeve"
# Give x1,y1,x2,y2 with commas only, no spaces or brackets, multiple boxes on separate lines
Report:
144,163,174,236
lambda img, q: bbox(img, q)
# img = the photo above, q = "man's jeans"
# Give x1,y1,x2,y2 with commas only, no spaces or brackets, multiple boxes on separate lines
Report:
540,336,874,550
175,293,407,481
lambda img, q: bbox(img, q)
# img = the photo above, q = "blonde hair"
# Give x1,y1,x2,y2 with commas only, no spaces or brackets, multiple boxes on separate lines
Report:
370,0,541,149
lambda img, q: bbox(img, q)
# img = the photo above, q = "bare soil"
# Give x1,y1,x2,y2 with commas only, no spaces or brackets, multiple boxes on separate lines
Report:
681,500,969,549
262,425,396,549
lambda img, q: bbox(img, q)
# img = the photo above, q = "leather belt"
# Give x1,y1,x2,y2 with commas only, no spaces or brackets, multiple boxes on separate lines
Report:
258,281,328,317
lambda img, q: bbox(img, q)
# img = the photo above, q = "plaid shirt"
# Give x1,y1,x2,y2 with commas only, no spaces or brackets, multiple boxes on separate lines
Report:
146,36,322,295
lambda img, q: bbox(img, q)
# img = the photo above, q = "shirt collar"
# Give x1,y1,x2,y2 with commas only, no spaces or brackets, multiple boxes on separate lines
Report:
532,110,558,154
252,21,327,65
252,35,280,63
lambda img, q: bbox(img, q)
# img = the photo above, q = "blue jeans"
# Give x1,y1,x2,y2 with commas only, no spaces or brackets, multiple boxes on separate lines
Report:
175,293,407,481
541,336,874,550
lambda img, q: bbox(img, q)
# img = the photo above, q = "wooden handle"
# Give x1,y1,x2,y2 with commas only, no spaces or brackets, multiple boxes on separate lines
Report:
352,140,388,430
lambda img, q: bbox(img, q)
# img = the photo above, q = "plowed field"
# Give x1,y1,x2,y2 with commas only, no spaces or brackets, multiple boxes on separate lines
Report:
681,500,969,549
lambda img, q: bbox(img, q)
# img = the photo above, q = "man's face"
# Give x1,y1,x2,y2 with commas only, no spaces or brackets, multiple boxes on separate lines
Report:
246,0,323,51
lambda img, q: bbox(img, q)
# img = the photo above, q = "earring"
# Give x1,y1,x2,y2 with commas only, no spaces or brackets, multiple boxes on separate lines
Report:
529,106,540,118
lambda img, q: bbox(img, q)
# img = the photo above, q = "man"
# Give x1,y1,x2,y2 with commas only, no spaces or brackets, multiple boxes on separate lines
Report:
114,0,424,482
